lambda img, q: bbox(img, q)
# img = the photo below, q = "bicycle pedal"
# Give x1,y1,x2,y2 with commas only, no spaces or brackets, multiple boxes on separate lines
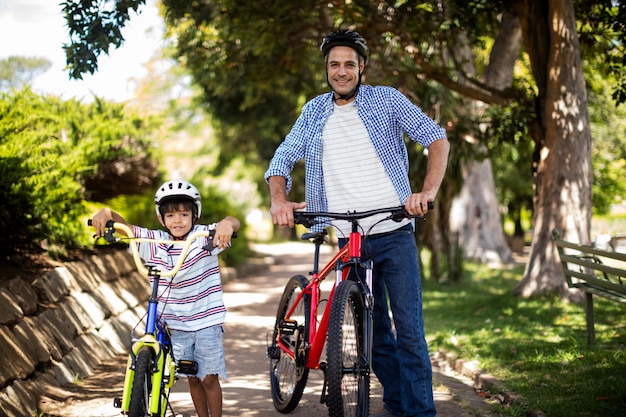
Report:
267,345,281,359
177,359,198,375
113,397,122,408
279,319,297,335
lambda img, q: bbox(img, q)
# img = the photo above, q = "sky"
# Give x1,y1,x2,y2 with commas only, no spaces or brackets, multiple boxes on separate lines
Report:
0,0,164,102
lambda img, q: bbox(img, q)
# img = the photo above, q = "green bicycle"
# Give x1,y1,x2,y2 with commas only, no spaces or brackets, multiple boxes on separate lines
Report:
92,220,222,417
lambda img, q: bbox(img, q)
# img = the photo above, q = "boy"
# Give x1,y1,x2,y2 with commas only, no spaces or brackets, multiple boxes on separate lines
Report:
91,180,240,417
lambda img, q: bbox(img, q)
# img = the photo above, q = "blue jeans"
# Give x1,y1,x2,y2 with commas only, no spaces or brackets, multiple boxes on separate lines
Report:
340,224,435,417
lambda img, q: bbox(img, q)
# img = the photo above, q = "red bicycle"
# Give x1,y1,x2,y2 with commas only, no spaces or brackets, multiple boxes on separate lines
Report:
267,204,430,417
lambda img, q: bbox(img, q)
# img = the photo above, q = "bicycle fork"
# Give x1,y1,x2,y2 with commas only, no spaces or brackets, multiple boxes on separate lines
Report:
115,286,177,416
114,335,176,415
347,230,376,372
362,260,374,374
320,260,374,406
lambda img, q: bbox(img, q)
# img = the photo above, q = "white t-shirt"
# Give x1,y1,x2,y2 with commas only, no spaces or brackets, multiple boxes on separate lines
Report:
322,102,409,236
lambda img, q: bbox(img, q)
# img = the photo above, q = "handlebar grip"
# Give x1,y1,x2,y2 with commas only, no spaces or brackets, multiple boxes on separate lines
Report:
427,201,434,210
87,219,116,227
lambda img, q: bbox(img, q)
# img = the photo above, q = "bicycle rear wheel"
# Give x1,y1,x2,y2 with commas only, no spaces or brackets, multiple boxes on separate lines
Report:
326,280,370,417
128,346,153,417
268,274,311,413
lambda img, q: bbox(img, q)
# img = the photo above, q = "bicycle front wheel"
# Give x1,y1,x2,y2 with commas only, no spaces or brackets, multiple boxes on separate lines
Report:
269,274,311,413
128,346,153,417
327,280,370,417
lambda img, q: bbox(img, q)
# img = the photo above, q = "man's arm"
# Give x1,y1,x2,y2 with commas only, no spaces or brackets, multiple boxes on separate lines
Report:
268,176,306,228
405,138,450,216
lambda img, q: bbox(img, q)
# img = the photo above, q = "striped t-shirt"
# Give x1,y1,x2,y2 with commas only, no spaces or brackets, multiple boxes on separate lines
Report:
131,224,226,332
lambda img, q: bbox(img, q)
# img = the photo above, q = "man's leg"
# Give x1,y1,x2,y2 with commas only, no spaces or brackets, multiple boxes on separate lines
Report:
368,228,436,417
371,276,403,415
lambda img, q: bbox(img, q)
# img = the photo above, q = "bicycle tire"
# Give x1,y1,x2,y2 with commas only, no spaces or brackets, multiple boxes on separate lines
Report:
326,280,370,417
269,274,311,413
128,346,153,417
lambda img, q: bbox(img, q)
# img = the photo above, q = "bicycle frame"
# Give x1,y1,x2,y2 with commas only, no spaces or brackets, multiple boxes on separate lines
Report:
118,265,177,416
278,228,371,370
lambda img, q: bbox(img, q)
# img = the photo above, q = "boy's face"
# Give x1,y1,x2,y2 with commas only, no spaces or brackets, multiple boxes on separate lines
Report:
159,206,194,238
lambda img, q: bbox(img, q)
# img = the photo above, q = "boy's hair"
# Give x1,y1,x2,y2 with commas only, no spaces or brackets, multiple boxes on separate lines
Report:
159,198,197,218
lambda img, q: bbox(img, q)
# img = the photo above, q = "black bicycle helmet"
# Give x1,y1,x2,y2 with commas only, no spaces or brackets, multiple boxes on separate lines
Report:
320,29,368,63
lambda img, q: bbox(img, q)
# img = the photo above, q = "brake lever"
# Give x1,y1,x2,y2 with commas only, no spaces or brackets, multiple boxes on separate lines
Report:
202,231,238,254
294,213,317,228
88,219,120,243
390,201,435,222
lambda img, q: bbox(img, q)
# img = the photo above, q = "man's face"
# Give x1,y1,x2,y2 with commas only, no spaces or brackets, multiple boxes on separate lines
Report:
326,46,364,103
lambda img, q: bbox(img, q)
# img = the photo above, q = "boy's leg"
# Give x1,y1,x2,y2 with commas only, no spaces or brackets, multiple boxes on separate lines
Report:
188,377,209,417
205,375,222,417
195,325,227,416
188,375,222,417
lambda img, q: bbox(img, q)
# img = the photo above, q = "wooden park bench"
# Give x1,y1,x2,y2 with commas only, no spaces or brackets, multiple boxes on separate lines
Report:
552,229,626,345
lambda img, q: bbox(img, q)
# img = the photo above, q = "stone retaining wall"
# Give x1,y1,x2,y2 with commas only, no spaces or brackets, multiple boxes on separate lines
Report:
0,249,150,417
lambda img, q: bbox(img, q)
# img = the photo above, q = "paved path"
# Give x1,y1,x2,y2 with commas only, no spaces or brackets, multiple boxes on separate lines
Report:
41,242,498,417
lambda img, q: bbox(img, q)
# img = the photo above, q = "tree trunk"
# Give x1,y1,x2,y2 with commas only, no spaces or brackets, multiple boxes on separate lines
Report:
514,0,592,298
449,11,521,265
450,158,513,264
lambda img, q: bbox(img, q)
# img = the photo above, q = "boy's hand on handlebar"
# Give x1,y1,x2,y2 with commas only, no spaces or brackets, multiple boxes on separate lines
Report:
270,199,307,228
90,208,130,237
90,208,114,238
405,193,434,217
213,216,240,249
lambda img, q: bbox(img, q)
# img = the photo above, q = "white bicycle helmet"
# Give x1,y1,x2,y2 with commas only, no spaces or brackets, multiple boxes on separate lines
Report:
154,180,202,219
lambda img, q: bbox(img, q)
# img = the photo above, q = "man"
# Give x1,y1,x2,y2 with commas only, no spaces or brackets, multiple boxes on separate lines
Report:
265,29,449,417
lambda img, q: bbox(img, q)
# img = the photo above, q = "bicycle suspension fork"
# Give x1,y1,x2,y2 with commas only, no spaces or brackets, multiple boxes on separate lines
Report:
344,230,374,373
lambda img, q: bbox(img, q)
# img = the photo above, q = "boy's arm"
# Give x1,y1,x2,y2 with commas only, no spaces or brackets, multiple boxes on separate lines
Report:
213,216,240,249
91,208,131,237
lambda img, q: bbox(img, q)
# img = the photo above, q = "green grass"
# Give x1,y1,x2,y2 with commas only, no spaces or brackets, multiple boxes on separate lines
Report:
423,262,626,417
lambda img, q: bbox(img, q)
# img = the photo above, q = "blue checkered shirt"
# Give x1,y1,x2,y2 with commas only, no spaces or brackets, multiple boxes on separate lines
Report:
265,84,447,214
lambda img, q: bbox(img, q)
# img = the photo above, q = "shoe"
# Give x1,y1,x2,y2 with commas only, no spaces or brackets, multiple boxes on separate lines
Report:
369,408,401,417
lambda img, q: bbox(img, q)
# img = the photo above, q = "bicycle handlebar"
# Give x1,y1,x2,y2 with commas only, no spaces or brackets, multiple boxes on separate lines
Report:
293,202,434,229
87,219,237,277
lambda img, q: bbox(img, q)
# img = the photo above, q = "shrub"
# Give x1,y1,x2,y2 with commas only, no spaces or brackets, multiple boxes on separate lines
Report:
0,88,160,258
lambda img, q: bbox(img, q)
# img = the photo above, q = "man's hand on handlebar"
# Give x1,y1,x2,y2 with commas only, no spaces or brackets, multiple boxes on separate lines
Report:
270,199,307,228
404,193,435,217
